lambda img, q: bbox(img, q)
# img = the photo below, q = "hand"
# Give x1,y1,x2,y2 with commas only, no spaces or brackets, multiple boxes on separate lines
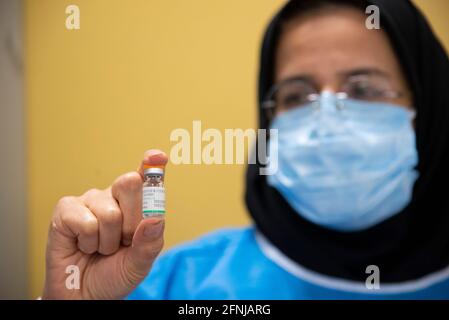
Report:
42,149,168,299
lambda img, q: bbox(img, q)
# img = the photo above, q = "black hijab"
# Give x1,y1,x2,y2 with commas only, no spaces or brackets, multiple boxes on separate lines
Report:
245,0,449,282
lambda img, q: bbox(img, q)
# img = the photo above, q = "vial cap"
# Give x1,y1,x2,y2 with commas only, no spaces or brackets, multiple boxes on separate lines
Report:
144,167,164,175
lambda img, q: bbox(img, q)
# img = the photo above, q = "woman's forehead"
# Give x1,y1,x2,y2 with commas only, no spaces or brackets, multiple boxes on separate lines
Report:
274,8,401,84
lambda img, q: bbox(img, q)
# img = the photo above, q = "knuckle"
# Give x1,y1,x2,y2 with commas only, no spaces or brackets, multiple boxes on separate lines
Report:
80,217,99,237
99,206,122,226
54,196,80,223
83,188,101,199
55,196,76,212
115,172,142,192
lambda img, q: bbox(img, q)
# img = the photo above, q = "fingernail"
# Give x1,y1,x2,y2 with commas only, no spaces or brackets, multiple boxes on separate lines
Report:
143,221,164,240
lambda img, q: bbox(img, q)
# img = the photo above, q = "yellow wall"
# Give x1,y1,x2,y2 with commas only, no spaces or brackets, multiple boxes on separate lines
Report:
413,0,449,52
25,0,448,298
25,0,285,298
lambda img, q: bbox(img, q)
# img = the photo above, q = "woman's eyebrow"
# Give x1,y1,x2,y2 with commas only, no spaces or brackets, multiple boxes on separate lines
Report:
278,74,316,85
339,67,391,79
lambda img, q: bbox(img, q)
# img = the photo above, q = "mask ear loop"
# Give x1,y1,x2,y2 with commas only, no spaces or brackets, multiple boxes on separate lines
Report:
261,100,276,130
261,82,279,126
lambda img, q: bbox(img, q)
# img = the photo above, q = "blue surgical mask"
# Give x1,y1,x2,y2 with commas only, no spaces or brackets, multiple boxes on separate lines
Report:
267,92,419,232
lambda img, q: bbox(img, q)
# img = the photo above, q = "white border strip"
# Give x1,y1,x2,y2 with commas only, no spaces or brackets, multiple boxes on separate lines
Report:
255,230,449,294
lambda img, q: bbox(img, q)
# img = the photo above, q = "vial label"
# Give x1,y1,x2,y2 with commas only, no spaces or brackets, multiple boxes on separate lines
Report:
142,186,165,217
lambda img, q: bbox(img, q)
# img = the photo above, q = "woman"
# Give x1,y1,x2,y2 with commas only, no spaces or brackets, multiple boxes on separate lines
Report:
42,0,449,299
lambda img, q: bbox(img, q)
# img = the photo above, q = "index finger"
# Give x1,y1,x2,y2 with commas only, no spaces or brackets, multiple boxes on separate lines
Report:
138,149,169,177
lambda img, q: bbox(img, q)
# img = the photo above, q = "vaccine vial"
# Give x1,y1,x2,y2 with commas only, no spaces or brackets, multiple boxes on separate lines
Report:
142,165,165,218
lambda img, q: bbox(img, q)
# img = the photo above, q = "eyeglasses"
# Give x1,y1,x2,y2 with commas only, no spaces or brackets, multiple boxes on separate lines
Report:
262,74,406,117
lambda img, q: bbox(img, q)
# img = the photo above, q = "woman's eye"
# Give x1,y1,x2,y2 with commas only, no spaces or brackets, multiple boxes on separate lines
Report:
348,84,379,100
279,93,307,109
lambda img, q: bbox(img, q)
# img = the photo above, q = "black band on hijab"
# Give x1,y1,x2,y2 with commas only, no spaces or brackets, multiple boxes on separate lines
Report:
245,0,449,282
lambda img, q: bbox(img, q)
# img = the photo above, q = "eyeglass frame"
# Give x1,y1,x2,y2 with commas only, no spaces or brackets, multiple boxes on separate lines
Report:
261,75,408,119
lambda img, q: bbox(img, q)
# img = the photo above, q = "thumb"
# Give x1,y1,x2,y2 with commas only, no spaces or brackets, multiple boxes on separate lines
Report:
123,217,165,283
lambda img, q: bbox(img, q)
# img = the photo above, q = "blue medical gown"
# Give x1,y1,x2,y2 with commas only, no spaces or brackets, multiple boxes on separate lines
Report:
127,226,449,299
